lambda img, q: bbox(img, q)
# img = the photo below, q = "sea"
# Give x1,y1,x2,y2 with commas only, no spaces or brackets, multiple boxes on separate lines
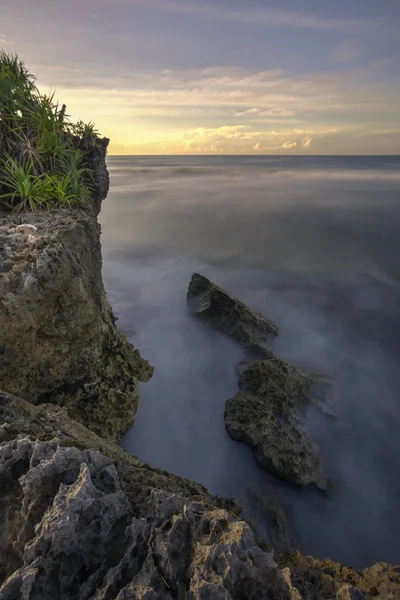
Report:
99,155,400,569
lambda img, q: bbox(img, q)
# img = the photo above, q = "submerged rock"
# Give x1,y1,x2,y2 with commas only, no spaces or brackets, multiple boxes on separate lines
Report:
225,358,327,489
244,484,293,553
187,273,279,350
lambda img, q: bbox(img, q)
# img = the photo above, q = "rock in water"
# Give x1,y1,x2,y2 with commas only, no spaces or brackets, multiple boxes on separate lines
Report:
225,358,327,489
187,273,279,349
187,274,327,489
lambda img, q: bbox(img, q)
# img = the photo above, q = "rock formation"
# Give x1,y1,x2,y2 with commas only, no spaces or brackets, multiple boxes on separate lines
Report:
2,392,397,599
187,273,327,489
0,392,296,600
0,140,152,442
187,273,278,352
226,358,327,489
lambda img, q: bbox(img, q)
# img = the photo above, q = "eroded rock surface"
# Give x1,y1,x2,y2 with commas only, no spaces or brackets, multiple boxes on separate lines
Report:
278,552,400,600
187,273,278,351
0,432,298,600
0,403,397,599
188,274,326,489
0,143,152,442
225,358,327,489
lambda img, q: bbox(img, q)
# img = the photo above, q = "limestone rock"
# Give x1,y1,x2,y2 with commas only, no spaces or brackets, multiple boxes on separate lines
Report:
225,358,327,489
0,433,300,600
0,142,153,441
187,273,278,349
187,275,326,489
0,391,237,518
279,552,400,600
0,394,397,599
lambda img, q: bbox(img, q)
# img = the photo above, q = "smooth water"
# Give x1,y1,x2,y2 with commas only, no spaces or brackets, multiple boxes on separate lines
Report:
99,155,400,569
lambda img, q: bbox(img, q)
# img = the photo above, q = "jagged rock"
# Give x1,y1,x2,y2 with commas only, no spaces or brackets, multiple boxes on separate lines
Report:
0,434,301,600
187,273,278,350
225,358,327,489
0,143,153,441
278,552,400,600
0,395,398,600
0,391,241,519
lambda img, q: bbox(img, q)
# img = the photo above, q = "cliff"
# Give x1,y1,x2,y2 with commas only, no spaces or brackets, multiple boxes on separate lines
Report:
0,140,152,441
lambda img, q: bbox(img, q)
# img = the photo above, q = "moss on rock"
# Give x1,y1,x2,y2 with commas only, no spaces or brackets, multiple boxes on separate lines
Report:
225,357,327,489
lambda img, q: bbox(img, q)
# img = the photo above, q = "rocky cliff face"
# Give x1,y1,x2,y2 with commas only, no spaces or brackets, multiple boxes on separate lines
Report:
0,141,152,441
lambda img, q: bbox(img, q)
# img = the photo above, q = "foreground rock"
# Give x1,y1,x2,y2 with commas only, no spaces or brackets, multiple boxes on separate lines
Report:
0,393,298,600
187,273,278,352
226,358,327,489
0,141,152,442
188,274,327,488
278,552,400,600
1,393,398,599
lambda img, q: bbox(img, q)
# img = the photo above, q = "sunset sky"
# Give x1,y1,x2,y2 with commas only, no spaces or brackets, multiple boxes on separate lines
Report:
1,0,399,155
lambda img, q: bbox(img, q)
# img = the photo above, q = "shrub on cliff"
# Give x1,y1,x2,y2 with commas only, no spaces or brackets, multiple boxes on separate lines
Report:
0,51,101,211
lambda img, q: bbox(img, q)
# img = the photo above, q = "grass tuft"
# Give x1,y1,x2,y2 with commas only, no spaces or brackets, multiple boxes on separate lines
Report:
0,51,102,211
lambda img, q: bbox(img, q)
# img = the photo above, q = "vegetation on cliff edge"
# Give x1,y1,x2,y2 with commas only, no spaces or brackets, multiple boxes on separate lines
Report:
0,51,102,211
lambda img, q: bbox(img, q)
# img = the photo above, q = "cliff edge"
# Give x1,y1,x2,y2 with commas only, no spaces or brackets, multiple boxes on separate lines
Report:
0,141,152,441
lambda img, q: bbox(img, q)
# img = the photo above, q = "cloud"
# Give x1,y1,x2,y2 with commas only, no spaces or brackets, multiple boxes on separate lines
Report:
302,136,312,148
235,108,261,117
253,142,261,150
0,34,14,45
127,0,386,34
282,140,297,149
331,40,363,63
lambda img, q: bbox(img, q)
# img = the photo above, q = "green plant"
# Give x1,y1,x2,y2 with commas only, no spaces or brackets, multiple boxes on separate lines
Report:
0,51,102,211
48,175,81,207
0,156,53,211
57,148,93,197
11,129,44,174
68,120,101,151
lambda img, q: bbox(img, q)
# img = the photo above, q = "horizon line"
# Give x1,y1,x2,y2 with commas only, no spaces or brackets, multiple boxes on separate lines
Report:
107,153,400,157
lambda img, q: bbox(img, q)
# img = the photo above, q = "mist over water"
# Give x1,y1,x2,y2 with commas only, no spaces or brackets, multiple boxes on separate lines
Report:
99,155,400,569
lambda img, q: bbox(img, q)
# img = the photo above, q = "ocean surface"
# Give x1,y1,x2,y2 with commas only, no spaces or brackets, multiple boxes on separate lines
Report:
99,155,400,569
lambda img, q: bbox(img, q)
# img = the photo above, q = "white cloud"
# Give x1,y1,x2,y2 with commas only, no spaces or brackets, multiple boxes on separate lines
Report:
235,108,261,117
0,34,14,45
253,142,261,150
302,136,312,148
282,140,297,149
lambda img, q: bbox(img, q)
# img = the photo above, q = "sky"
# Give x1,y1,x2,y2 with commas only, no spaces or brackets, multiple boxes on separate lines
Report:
1,0,399,154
